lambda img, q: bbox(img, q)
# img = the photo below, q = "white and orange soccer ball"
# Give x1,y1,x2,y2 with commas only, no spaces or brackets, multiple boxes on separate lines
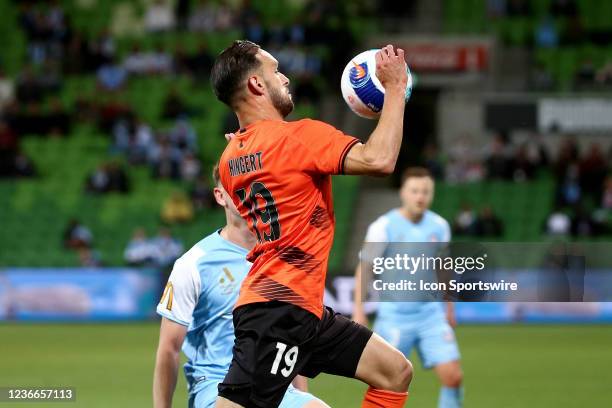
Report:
341,49,413,119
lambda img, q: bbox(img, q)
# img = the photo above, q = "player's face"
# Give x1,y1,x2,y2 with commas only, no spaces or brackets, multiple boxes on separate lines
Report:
258,50,294,117
400,176,434,216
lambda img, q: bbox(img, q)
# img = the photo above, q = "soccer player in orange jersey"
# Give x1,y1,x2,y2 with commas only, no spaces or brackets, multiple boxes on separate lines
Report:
211,40,411,408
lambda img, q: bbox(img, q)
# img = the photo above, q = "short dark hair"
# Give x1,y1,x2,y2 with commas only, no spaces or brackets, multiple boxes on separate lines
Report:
212,162,221,186
210,40,262,107
401,167,433,184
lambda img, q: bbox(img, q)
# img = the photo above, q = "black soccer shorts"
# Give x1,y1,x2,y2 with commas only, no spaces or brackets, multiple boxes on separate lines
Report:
217,301,373,408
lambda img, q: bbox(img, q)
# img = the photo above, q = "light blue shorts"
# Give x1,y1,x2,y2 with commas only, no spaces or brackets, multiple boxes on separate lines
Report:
373,312,460,369
188,380,323,408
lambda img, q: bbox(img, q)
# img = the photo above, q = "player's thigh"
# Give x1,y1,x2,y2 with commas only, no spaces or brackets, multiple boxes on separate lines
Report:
373,317,417,357
354,332,412,391
219,302,319,408
433,360,463,388
301,307,373,380
279,386,330,408
416,318,461,370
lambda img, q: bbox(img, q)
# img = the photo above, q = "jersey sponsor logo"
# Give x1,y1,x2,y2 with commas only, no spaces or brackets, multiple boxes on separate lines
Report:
228,152,264,177
219,267,239,295
159,282,174,311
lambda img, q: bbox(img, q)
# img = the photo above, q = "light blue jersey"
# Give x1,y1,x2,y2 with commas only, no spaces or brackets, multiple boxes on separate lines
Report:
365,208,451,318
157,230,324,408
365,208,460,376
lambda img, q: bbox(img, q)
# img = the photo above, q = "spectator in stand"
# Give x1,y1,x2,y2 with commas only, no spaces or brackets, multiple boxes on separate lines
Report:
190,176,214,211
556,162,582,207
150,227,183,268
97,56,128,92
535,16,558,48
150,44,173,75
474,206,504,237
487,0,507,19
85,164,111,194
168,117,197,152
175,0,191,30
188,0,235,32
162,88,189,119
15,65,44,103
0,121,18,177
530,61,555,90
145,0,176,33
554,136,580,181
12,149,37,178
149,136,181,180
422,143,445,180
0,69,15,112
453,202,477,236
124,228,154,266
513,143,537,181
446,134,485,183
123,45,150,75
85,162,130,194
575,58,596,86
78,247,103,267
595,60,612,85
545,206,571,237
485,133,514,180
579,143,607,203
63,219,93,250
161,191,195,224
571,204,596,237
180,152,201,182
602,176,612,210
106,161,130,193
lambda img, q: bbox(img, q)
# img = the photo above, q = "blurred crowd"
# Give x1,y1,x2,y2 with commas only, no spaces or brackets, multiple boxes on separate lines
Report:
429,133,612,238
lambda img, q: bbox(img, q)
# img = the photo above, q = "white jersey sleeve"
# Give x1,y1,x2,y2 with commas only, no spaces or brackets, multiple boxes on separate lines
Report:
156,254,202,326
360,215,390,262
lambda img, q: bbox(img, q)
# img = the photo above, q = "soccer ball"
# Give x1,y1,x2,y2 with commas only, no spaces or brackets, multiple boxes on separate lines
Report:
341,49,412,119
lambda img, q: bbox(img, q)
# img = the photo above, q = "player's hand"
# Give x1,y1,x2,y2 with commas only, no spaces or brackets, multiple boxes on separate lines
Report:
224,132,236,142
352,309,369,327
375,44,407,92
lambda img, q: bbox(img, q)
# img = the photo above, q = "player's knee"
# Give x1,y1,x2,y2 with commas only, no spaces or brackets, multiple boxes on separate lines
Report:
383,353,413,392
440,367,463,388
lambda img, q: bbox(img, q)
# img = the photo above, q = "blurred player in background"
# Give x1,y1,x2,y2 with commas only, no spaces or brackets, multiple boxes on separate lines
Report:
153,165,329,408
211,40,412,408
353,167,464,408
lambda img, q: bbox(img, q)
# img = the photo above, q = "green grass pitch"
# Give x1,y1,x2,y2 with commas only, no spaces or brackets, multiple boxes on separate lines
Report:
1,323,611,407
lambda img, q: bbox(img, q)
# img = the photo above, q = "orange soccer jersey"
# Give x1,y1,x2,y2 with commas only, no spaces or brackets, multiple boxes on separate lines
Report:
219,118,360,318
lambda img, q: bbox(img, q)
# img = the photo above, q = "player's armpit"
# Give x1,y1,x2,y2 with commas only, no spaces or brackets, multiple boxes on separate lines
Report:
342,142,394,176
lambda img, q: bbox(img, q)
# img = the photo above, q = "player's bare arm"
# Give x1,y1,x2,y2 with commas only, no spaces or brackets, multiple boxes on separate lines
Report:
153,317,188,408
344,44,408,176
352,262,369,326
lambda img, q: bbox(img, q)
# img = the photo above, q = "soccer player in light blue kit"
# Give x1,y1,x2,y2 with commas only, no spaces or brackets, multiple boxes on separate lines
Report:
153,165,329,408
353,167,464,408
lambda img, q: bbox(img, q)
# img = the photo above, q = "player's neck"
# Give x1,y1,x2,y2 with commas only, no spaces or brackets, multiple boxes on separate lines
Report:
400,207,425,223
236,102,284,128
220,222,256,251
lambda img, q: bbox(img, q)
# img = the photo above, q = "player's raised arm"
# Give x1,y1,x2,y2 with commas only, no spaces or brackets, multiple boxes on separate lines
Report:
153,318,188,408
343,45,408,176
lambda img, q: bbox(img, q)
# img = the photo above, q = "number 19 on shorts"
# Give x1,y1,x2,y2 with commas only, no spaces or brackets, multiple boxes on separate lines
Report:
270,342,299,377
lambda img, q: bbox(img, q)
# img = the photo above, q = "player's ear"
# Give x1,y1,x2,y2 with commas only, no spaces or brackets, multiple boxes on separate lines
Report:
247,75,265,96
213,187,226,207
